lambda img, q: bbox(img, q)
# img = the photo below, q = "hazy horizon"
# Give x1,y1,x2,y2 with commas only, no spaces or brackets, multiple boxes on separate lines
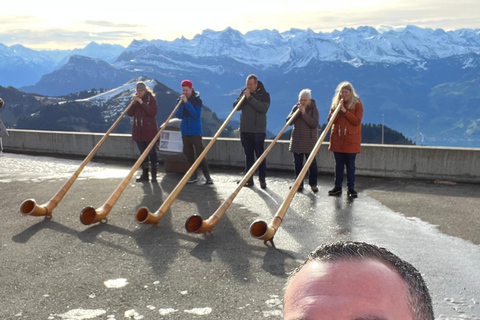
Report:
1,0,479,50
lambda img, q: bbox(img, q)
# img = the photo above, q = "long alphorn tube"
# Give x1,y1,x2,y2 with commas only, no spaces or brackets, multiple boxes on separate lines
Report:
185,108,301,235
136,96,246,225
19,99,136,218
249,100,343,246
80,101,182,225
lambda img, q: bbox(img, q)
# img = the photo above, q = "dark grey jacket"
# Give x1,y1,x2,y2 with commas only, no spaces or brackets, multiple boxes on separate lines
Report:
233,81,270,134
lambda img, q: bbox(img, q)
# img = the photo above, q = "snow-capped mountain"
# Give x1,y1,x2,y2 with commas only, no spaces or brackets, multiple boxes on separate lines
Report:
13,76,238,138
116,25,480,72
2,25,480,147
76,77,161,123
108,26,480,146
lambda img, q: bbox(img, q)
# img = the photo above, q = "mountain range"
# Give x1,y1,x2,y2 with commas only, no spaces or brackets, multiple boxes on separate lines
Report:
1,25,479,147
1,77,238,138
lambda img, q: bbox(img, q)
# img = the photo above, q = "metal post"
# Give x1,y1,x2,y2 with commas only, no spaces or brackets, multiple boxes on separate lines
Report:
382,114,384,144
416,115,420,146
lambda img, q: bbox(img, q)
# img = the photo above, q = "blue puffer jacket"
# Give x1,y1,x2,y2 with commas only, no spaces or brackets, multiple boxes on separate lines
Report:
175,91,203,136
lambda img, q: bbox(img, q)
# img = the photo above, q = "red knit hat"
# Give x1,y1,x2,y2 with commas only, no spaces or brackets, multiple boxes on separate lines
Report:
181,80,193,88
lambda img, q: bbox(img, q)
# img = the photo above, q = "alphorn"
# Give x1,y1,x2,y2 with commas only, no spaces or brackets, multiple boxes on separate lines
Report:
185,108,301,235
136,95,246,225
80,101,182,225
19,99,136,218
249,100,343,246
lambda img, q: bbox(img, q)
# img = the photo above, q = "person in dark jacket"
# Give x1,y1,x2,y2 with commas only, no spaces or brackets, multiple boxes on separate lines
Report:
175,80,213,184
233,74,270,188
327,81,364,198
127,81,159,182
286,89,320,193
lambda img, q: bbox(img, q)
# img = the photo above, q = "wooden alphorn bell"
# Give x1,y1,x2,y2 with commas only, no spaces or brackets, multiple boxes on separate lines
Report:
135,96,246,225
249,100,343,247
79,101,182,225
185,108,301,235
20,99,136,218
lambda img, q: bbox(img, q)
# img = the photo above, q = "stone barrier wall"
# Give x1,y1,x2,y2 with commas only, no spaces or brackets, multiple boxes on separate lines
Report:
3,129,479,183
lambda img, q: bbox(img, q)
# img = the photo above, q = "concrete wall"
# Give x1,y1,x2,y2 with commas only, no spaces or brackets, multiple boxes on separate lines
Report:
3,129,479,183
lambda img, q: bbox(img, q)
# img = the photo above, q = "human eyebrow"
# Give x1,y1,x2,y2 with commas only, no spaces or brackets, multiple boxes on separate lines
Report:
353,317,388,320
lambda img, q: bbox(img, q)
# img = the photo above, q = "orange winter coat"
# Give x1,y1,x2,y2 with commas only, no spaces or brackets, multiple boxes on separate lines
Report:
328,99,363,154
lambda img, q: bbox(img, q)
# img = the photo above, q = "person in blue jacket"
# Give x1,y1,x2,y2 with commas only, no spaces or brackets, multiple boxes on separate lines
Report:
175,80,213,184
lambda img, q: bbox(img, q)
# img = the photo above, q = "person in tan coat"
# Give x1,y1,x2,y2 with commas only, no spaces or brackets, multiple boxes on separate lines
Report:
327,81,363,198
286,89,320,192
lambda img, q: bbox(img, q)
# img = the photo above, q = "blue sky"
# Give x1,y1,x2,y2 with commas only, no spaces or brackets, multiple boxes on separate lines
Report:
1,0,479,50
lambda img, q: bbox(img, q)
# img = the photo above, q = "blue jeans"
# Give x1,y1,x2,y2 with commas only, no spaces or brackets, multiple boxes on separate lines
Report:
333,152,356,189
293,152,318,186
240,132,266,179
136,141,158,166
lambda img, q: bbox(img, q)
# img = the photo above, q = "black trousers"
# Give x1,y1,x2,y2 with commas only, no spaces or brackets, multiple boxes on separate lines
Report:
182,135,209,173
240,132,266,179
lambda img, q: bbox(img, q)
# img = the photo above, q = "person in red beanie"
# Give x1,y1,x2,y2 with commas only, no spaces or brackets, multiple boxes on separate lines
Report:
175,80,213,184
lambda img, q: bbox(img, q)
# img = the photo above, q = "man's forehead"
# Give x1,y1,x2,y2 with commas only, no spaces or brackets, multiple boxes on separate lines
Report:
284,259,412,320
292,259,399,289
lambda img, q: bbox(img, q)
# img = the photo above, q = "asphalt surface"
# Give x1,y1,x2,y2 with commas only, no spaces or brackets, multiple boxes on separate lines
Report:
0,152,479,320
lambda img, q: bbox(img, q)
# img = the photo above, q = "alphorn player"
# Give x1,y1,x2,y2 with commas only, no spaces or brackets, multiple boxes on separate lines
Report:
127,81,159,183
327,81,363,198
286,89,320,193
175,80,213,185
0,97,9,138
233,74,270,189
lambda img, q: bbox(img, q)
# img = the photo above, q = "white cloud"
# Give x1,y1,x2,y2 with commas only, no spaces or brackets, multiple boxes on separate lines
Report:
0,0,478,49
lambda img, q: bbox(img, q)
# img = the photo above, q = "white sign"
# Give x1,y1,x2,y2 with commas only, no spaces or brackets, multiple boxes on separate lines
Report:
159,130,183,153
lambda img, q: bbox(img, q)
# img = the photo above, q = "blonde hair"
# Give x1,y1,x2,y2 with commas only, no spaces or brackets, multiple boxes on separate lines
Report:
331,81,358,110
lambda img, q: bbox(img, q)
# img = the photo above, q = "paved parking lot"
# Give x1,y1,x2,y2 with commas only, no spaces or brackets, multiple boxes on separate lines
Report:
1,153,479,319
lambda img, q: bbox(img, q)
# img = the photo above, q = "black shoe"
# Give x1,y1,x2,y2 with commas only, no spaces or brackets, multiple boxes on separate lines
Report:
204,172,214,185
136,168,149,182
244,178,254,187
348,189,358,198
289,184,304,192
328,187,342,196
260,179,267,189
310,185,318,193
151,166,158,183
187,174,198,184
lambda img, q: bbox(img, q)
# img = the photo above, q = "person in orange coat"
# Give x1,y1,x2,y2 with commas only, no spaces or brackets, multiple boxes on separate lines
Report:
327,81,363,198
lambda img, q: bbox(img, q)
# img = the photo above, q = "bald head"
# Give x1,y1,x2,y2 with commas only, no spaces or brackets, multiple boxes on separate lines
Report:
283,242,434,320
284,259,413,320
